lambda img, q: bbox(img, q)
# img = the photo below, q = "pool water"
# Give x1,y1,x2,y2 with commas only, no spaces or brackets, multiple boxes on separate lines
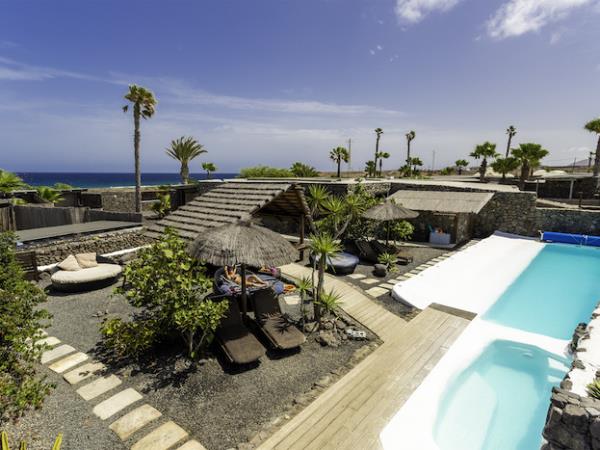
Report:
434,243,600,450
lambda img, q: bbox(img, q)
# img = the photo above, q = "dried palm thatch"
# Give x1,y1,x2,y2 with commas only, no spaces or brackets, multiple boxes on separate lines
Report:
188,218,298,268
362,200,419,221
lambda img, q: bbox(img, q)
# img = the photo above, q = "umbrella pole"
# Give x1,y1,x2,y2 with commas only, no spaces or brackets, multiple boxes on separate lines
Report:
386,221,390,247
240,263,248,316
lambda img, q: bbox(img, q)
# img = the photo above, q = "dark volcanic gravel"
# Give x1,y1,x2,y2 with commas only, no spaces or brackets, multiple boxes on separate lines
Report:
7,280,368,450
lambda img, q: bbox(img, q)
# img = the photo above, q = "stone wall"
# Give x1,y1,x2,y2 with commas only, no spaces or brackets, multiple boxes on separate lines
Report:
537,208,600,235
476,192,539,237
20,229,154,266
537,177,599,200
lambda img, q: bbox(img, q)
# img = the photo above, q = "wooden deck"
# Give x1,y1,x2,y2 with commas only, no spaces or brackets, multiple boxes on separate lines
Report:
259,264,470,450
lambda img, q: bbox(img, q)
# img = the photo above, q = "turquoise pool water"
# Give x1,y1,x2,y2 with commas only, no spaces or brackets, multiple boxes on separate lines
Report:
434,243,600,450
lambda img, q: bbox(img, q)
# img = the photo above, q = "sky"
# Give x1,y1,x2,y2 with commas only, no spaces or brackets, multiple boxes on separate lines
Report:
0,0,599,174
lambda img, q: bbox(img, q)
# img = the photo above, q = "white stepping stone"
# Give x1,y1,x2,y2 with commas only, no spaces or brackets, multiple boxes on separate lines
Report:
361,278,379,285
131,421,189,450
380,283,395,290
76,375,122,401
177,441,207,450
48,352,89,373
41,344,75,364
366,287,388,297
36,336,60,347
347,273,366,280
404,273,415,278
63,362,105,385
109,404,162,440
93,388,143,420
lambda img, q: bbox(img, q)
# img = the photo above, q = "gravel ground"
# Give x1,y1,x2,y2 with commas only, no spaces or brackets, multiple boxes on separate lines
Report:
7,280,369,450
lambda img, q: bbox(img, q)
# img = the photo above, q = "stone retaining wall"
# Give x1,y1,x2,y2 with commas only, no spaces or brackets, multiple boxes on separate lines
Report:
20,229,154,266
537,208,600,235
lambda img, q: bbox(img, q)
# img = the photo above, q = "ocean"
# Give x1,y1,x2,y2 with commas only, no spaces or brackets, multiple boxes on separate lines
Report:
16,172,239,189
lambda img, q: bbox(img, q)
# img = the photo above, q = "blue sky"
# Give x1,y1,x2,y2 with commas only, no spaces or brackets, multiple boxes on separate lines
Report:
1,0,599,173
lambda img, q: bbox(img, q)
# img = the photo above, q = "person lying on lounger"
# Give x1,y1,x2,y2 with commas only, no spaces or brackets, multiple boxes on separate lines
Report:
224,266,268,287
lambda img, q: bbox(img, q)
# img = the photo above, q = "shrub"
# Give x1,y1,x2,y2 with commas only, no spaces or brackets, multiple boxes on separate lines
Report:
290,162,319,177
35,187,63,204
389,220,414,241
239,165,292,178
151,186,171,219
315,289,342,317
587,379,600,400
0,170,26,194
377,253,398,273
103,229,228,359
0,232,52,423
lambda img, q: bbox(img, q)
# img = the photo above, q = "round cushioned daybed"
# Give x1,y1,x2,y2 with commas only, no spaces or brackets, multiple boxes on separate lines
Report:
51,263,123,292
310,251,359,275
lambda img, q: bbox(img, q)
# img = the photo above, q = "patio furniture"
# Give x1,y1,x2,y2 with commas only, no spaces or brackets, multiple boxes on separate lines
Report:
213,266,285,297
50,254,122,292
309,251,359,275
355,240,380,263
215,297,266,364
252,288,306,350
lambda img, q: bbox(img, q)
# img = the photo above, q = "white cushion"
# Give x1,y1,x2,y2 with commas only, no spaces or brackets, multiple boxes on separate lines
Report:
51,264,122,286
75,253,98,268
57,255,82,271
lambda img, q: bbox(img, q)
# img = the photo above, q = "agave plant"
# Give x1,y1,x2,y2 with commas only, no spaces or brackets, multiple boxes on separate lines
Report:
296,275,314,327
316,289,342,318
36,186,63,204
587,379,600,400
377,252,398,273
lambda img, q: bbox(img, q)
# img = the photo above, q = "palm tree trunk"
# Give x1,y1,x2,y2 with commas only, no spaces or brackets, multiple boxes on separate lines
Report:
519,163,529,190
479,159,487,182
374,136,380,177
315,256,324,324
133,107,142,213
336,159,341,178
180,162,189,184
379,159,382,177
506,135,512,158
594,135,600,180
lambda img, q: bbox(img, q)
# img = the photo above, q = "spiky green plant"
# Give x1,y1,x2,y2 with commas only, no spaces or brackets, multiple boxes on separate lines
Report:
377,252,398,273
0,170,25,194
587,379,600,400
166,136,206,184
306,184,330,216
309,233,341,324
36,187,63,204
123,84,157,213
329,147,349,178
492,156,520,181
296,276,314,327
511,143,549,190
0,431,62,450
316,289,342,318
151,186,171,218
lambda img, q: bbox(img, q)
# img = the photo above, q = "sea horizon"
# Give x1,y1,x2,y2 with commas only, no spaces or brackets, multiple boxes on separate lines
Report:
16,172,239,189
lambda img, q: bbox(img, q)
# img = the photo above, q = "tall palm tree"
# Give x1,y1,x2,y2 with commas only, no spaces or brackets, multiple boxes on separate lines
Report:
408,156,423,174
511,143,549,190
123,84,157,213
491,156,519,182
202,162,217,179
329,147,349,178
309,233,341,324
455,159,469,175
405,130,416,177
505,125,517,157
365,160,376,178
584,118,600,180
373,128,384,177
377,151,390,177
165,136,206,184
470,142,499,182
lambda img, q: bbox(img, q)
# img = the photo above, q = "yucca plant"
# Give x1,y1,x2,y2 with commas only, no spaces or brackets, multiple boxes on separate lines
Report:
316,289,342,318
296,275,314,328
587,379,600,400
0,431,62,450
35,187,63,205
309,233,341,324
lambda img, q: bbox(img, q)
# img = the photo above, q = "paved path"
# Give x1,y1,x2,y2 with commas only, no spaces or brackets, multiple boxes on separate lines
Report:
17,221,141,243
259,264,470,450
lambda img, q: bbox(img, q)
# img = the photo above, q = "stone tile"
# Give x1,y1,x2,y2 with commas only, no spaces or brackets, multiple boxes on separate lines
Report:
177,441,207,450
360,278,379,285
109,404,162,440
366,287,388,297
93,388,143,420
63,362,106,385
380,283,395,290
347,273,366,280
131,421,189,450
48,352,89,373
36,336,60,347
404,273,415,278
41,344,75,364
76,375,122,401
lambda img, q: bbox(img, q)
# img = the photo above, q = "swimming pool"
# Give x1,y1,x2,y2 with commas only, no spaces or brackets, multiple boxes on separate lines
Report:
381,238,600,450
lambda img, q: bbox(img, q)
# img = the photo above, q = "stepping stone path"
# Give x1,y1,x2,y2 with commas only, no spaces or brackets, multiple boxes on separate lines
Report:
360,278,379,285
365,287,388,298
37,331,207,450
347,273,366,280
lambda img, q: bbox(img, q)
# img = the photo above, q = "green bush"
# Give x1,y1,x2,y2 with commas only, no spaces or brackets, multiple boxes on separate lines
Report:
103,229,228,359
239,165,292,178
315,289,342,317
377,253,398,273
151,186,171,219
388,220,414,241
290,162,319,177
0,232,52,423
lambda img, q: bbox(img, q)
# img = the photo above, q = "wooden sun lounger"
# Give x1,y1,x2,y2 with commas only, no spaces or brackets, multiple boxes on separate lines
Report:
216,297,266,364
252,289,306,350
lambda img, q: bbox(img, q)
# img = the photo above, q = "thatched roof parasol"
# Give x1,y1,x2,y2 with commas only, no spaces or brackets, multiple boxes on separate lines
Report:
188,219,298,268
362,200,419,221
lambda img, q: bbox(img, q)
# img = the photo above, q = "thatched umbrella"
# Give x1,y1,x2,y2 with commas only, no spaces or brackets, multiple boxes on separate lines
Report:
362,200,419,245
188,219,298,315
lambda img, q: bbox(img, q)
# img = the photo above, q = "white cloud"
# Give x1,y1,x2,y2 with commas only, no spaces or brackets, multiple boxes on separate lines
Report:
395,0,462,23
0,56,112,83
486,0,593,39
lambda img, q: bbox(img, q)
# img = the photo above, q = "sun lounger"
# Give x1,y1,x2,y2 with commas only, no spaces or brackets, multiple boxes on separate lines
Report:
252,289,306,350
355,240,379,263
216,297,266,364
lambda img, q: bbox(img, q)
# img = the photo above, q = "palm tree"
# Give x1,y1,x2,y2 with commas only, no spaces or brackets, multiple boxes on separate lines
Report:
584,118,600,180
408,156,423,175
36,186,63,204
511,143,549,190
505,126,517,158
455,159,469,175
165,136,206,184
491,157,520,181
0,170,25,194
202,162,217,179
309,233,341,324
329,147,349,178
373,128,384,177
123,84,157,213
365,160,376,177
377,151,390,177
405,130,416,176
470,142,499,182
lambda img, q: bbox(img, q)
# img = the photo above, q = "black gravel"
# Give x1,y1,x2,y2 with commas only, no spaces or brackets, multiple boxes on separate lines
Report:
8,280,368,450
